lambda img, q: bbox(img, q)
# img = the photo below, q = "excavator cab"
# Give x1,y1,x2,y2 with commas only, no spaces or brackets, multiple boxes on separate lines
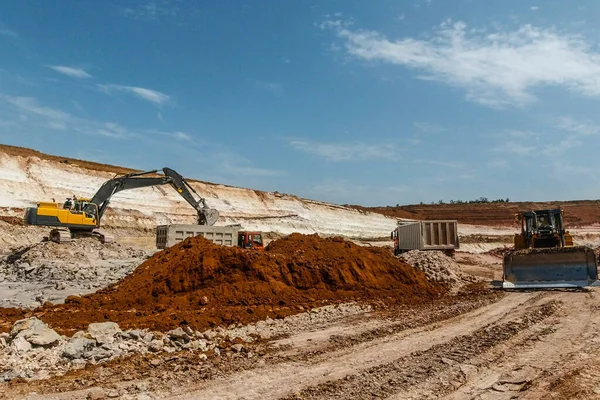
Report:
238,231,264,250
503,208,598,289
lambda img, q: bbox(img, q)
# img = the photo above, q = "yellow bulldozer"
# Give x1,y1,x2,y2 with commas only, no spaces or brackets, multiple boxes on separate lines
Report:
502,208,598,289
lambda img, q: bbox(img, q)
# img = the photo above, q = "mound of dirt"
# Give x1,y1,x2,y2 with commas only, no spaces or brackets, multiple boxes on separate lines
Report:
0,238,152,288
398,250,478,290
0,234,446,335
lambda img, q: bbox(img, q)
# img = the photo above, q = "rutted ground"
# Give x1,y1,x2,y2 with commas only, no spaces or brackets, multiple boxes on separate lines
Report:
6,288,600,400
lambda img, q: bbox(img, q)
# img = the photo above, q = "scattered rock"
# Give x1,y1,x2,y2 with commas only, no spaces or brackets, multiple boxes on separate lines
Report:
88,322,121,344
149,340,164,352
231,344,244,353
10,336,32,353
398,250,478,290
86,387,106,400
64,337,96,359
168,327,191,342
11,317,61,346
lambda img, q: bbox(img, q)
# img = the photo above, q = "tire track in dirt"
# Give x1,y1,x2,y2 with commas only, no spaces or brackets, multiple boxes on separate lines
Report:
160,292,538,400
386,290,600,400
280,300,560,400
0,293,501,400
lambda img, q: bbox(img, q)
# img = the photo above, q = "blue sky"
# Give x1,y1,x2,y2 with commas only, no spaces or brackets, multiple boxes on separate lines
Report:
1,0,600,206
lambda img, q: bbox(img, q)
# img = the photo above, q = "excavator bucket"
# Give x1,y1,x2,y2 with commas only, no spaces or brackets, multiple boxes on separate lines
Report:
503,246,599,289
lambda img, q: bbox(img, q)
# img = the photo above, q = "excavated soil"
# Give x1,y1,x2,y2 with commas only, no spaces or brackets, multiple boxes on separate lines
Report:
0,234,445,335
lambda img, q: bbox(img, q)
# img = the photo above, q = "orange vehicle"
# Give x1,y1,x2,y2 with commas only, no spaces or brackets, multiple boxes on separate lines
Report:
238,231,264,250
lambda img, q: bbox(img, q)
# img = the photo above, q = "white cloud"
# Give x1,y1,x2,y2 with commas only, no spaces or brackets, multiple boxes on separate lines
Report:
541,137,583,156
289,139,400,161
121,1,182,20
530,6,539,11
323,19,600,107
487,159,508,168
0,94,72,121
172,131,192,141
215,152,284,177
0,28,17,38
492,141,537,155
0,93,131,139
47,65,92,79
558,116,600,136
46,121,67,130
254,81,284,94
413,121,445,133
413,159,465,168
97,84,170,105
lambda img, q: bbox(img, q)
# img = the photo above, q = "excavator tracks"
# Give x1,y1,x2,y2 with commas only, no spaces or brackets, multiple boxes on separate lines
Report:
49,229,72,243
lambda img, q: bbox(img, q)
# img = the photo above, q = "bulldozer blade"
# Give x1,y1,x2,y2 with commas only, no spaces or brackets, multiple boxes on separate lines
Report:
503,246,598,289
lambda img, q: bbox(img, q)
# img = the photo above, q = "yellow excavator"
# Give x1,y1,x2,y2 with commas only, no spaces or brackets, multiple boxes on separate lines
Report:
502,208,598,289
24,167,219,243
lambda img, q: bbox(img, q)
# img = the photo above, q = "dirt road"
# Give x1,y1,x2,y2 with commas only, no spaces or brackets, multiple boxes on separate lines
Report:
7,287,600,400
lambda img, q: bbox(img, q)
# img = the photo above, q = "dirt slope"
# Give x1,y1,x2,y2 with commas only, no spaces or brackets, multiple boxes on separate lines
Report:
356,200,600,227
0,145,400,238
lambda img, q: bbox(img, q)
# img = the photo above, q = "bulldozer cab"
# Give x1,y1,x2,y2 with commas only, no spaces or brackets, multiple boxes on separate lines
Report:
238,231,264,250
517,209,565,249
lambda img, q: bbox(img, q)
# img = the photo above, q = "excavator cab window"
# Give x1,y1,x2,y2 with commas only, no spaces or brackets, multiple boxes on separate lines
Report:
63,198,72,210
252,234,263,245
82,203,98,220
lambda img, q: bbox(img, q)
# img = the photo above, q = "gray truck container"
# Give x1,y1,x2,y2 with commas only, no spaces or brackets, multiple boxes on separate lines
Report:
392,220,459,255
156,224,239,249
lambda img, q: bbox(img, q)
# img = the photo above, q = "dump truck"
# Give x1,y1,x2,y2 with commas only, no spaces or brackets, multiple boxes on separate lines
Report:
502,208,599,289
391,220,459,256
156,224,264,250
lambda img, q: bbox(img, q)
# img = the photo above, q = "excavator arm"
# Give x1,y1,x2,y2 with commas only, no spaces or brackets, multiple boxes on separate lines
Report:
90,168,219,226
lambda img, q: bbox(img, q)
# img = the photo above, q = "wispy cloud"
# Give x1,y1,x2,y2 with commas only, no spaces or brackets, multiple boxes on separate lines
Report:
0,28,18,38
254,81,284,94
1,94,72,121
289,139,400,161
97,84,170,105
322,19,600,108
558,116,600,136
413,159,465,168
215,152,284,177
120,1,183,20
492,141,537,156
413,121,445,133
47,65,92,79
487,159,508,169
0,93,132,139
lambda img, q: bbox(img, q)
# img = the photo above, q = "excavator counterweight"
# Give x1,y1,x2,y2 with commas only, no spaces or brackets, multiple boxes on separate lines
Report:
502,208,598,289
24,167,219,243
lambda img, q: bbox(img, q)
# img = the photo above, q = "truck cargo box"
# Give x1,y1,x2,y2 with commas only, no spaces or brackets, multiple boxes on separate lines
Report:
156,224,239,249
392,220,459,255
